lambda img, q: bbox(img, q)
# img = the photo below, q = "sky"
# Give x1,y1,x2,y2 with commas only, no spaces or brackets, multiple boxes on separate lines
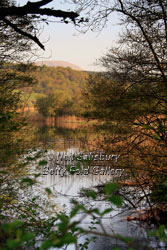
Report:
18,0,121,71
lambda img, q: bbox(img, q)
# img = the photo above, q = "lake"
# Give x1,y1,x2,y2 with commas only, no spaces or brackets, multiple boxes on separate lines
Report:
27,118,165,250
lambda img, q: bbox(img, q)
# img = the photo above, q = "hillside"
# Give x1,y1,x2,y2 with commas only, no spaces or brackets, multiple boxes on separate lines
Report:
22,65,89,116
35,60,83,71
33,65,88,95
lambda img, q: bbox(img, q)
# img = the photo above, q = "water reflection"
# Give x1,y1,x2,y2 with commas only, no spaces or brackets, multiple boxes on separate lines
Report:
29,120,164,250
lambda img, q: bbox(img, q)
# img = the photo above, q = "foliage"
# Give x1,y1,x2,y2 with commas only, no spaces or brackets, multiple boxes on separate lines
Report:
33,65,89,117
0,0,84,50
36,90,73,117
0,175,155,250
83,73,164,121
0,63,36,166
82,0,167,224
0,0,37,63
1,1,167,249
33,65,88,95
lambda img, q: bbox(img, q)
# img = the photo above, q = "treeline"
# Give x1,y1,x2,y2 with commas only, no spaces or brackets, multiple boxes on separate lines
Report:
0,63,90,117
33,65,88,95
31,64,165,120
24,65,89,117
3,63,166,124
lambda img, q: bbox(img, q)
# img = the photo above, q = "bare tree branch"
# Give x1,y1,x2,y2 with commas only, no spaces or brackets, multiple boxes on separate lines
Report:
0,1,79,21
0,0,80,49
2,17,45,50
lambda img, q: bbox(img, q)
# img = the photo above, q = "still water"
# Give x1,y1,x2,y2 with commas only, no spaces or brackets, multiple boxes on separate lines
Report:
29,118,163,250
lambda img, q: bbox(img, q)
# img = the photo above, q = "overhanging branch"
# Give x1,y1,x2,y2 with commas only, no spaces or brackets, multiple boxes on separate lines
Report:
0,0,80,49
2,17,45,50
0,1,79,22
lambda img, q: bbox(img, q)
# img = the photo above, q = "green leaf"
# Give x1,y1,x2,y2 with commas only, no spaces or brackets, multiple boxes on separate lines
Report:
7,239,21,249
21,177,35,186
41,240,53,250
70,205,81,218
26,156,34,161
148,230,154,237
22,232,35,241
10,220,24,230
39,160,48,166
60,233,76,245
108,195,122,207
77,162,81,169
34,173,41,178
45,188,52,195
101,208,113,216
84,190,97,199
57,214,69,224
116,234,133,244
104,183,118,195
0,171,8,174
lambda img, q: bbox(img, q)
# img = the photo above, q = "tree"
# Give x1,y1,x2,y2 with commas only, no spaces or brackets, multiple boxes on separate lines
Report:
36,89,73,117
0,64,36,166
82,0,167,220
1,1,167,248
97,0,167,150
83,0,167,152
0,0,86,50
100,0,167,85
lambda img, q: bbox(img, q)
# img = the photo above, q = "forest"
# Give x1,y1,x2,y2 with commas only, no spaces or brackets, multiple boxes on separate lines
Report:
28,65,88,117
1,0,167,250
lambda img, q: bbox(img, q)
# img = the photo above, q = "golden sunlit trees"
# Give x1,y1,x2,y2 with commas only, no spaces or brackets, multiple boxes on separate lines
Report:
82,0,167,220
36,89,73,117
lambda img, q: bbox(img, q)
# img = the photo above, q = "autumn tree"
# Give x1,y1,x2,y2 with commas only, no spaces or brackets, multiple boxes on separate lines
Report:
98,0,167,151
36,89,74,117
82,0,167,218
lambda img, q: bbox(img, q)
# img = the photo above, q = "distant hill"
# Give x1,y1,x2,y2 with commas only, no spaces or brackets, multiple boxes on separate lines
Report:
35,60,83,71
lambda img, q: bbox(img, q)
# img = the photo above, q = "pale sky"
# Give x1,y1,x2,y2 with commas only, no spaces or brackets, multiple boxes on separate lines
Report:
18,0,121,71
